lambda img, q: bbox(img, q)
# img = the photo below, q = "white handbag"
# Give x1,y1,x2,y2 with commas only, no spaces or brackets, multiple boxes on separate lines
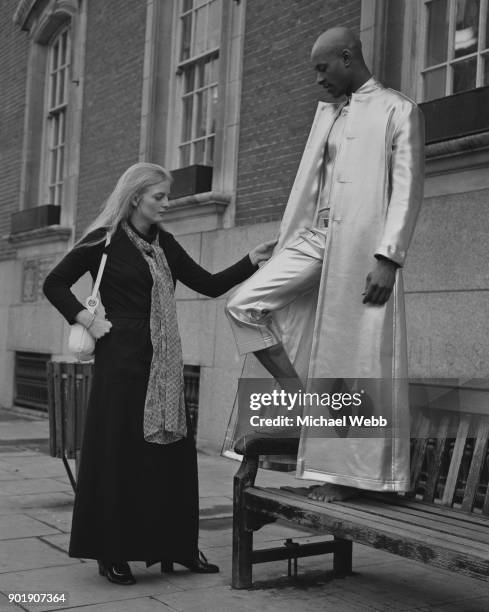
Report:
68,234,111,361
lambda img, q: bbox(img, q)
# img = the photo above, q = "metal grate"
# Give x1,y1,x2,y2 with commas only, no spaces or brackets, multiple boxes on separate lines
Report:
184,365,200,440
14,352,51,411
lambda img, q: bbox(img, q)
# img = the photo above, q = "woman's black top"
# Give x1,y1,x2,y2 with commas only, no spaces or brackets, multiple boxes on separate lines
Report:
43,223,257,323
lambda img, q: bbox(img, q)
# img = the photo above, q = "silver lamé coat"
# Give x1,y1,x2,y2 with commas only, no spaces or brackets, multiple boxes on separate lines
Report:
275,78,425,491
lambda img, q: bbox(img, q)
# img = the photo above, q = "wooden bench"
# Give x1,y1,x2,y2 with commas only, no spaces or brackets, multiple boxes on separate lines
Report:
232,386,489,588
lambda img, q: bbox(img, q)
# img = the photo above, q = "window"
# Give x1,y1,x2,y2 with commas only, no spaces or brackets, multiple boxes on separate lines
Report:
422,0,489,100
42,26,71,207
176,0,222,167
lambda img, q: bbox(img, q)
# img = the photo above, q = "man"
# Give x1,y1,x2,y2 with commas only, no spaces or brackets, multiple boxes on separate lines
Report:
226,27,424,501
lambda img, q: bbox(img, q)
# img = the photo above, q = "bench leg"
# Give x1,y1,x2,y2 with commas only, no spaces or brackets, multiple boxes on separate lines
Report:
232,456,258,589
232,517,254,588
333,537,353,576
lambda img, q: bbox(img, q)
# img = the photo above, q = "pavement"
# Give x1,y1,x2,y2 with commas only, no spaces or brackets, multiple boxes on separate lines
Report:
0,407,488,612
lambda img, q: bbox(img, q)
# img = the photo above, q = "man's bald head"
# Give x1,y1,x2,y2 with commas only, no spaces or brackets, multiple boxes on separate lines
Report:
311,27,371,99
311,27,363,62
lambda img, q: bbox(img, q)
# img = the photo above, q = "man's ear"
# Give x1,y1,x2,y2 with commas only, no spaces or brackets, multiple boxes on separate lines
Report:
342,49,352,66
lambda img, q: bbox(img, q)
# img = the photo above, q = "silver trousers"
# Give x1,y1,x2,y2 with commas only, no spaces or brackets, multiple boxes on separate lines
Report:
226,228,326,355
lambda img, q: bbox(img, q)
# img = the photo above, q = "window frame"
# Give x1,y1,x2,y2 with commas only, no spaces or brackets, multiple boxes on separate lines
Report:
169,0,223,170
39,24,72,208
419,0,489,101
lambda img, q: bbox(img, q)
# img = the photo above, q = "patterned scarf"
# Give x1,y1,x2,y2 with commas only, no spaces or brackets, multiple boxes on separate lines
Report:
122,220,187,444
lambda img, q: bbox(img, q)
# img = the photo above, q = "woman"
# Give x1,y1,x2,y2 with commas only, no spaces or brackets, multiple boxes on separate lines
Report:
43,162,275,585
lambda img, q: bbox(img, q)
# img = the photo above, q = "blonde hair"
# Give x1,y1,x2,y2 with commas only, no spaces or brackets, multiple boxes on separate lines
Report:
78,162,173,246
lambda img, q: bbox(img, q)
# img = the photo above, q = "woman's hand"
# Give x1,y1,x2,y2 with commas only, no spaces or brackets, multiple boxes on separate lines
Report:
249,240,277,266
76,310,112,339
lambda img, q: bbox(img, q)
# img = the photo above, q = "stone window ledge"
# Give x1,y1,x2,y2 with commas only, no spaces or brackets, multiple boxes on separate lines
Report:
425,131,489,175
9,225,72,247
162,192,230,235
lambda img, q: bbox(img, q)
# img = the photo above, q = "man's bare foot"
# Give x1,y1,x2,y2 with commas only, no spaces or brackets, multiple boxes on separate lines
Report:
307,484,358,502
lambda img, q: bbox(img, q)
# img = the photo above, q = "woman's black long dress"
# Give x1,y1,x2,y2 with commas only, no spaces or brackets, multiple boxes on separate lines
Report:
43,222,257,561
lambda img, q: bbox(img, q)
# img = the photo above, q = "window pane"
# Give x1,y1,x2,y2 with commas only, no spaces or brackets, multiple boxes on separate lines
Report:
194,139,205,163
484,53,489,84
52,116,59,145
486,5,489,49
423,66,447,99
210,56,219,83
180,14,192,61
197,61,205,88
208,0,222,49
61,30,68,64
57,146,65,185
209,85,218,134
182,0,193,12
51,40,59,71
50,147,58,185
454,0,480,58
59,112,65,144
50,72,57,109
452,56,477,91
196,91,207,137
426,0,449,66
193,6,207,56
206,136,214,165
184,65,195,93
181,96,193,141
58,69,65,106
56,184,63,207
180,144,191,166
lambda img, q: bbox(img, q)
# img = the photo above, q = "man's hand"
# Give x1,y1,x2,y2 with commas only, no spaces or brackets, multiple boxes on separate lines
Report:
363,259,398,305
249,240,277,266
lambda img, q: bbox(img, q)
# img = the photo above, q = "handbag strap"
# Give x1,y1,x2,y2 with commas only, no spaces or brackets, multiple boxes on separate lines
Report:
85,233,111,313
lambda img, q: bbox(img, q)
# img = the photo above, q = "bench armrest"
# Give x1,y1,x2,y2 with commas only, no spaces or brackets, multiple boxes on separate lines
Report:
234,435,299,457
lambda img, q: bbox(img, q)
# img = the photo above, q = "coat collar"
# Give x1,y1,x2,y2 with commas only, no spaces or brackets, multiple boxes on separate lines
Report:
351,76,383,100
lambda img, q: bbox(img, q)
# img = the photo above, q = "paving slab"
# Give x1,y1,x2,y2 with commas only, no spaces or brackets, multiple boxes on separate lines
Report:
417,597,489,611
58,597,174,611
0,468,21,481
0,448,45,457
0,537,79,574
40,533,71,554
0,514,60,540
0,564,184,612
0,492,73,515
25,508,73,533
0,421,49,441
0,457,68,480
0,593,24,612
154,583,371,612
199,495,232,519
0,478,72,497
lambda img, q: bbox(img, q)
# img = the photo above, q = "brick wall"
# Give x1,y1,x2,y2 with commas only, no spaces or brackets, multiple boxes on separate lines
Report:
75,0,147,238
236,0,361,225
0,1,29,260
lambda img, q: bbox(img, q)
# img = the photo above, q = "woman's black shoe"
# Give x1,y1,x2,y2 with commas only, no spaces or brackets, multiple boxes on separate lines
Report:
160,550,219,574
97,560,136,585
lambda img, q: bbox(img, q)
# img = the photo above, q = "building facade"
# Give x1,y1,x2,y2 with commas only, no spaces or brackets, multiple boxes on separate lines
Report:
1,0,489,452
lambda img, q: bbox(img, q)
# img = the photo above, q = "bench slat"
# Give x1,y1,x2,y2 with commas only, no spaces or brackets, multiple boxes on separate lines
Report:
409,412,431,494
423,414,451,503
441,413,471,506
334,498,489,544
349,497,489,539
368,491,489,528
255,489,489,554
461,417,489,512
